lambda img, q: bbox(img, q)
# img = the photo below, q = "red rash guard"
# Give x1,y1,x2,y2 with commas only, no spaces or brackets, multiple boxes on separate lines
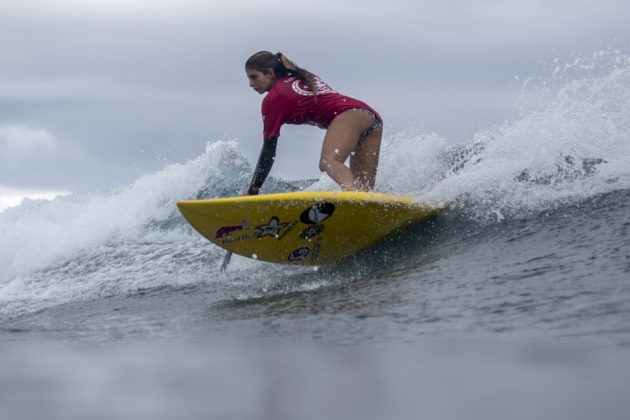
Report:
261,76,381,138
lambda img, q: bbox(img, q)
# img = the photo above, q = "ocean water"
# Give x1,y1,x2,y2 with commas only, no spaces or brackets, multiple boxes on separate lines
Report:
1,53,630,419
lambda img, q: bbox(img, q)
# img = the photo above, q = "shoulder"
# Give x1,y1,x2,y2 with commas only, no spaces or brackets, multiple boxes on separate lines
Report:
262,78,294,110
271,77,297,96
261,90,282,115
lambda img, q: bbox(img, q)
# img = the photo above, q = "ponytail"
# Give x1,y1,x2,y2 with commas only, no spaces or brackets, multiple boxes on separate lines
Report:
245,51,319,95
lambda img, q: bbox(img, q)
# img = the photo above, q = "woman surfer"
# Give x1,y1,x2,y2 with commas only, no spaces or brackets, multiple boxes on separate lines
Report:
245,51,382,195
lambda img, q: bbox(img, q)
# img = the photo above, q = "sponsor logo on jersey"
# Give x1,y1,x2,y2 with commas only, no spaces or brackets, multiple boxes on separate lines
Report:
291,77,336,96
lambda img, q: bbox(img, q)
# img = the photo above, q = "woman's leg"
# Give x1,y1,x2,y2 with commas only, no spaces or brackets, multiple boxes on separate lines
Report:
319,110,374,191
350,125,382,190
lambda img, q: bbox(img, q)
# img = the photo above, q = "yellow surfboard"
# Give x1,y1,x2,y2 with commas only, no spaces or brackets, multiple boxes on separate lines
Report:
177,191,443,265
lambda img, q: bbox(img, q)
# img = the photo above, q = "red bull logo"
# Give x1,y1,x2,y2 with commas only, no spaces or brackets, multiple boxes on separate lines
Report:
215,224,244,239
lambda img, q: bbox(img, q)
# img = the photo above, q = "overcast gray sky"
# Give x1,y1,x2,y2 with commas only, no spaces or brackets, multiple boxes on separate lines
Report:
1,0,629,199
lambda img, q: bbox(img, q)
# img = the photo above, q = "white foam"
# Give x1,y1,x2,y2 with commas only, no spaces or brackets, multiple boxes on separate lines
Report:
0,141,248,288
0,187,70,213
377,53,630,219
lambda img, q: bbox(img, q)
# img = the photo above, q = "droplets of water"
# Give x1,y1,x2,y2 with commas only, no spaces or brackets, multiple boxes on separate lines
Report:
376,51,630,221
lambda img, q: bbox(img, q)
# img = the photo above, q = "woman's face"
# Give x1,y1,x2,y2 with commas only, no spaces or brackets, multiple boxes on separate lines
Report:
246,68,276,94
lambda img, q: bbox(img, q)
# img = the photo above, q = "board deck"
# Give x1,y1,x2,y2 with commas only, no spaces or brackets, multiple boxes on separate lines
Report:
177,191,443,265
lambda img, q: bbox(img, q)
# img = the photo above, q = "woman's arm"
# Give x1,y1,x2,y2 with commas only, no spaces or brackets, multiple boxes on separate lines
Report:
247,136,278,195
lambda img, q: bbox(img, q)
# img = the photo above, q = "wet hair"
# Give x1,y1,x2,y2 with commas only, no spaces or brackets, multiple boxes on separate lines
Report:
245,51,319,95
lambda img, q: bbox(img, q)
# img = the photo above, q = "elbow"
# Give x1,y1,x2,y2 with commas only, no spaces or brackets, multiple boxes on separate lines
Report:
319,154,334,173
